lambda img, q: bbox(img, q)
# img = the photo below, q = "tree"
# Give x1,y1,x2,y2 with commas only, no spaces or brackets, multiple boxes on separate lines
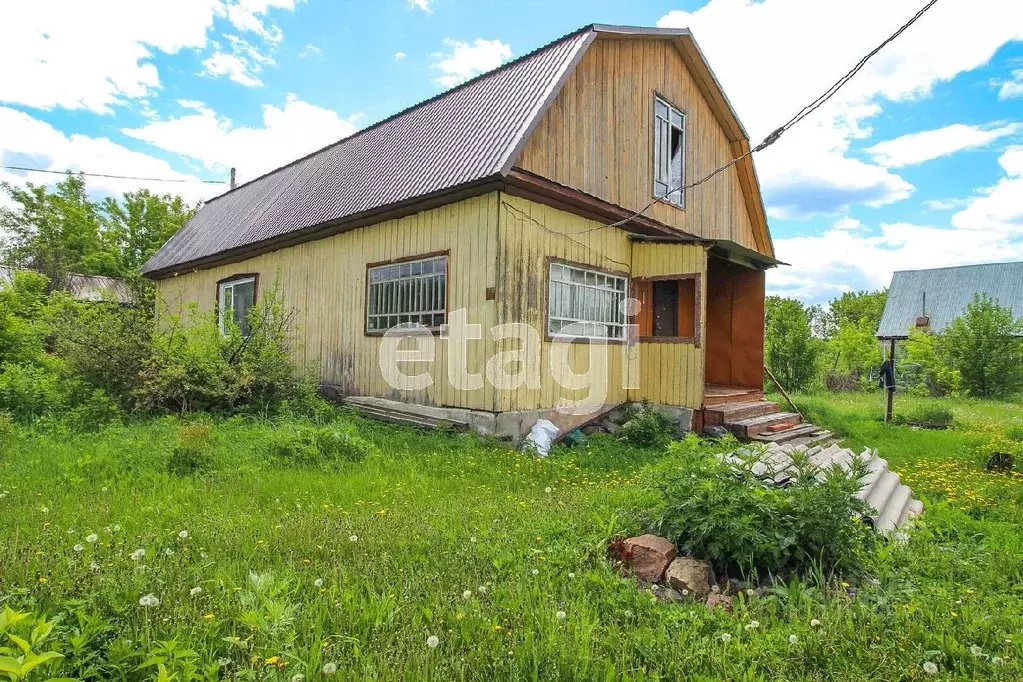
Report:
100,189,196,276
765,296,821,391
829,289,888,332
939,293,1023,399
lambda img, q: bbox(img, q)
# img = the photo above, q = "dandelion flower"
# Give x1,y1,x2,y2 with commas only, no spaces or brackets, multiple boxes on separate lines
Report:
970,644,983,657
113,524,120,532
478,585,487,594
89,561,99,572
349,535,358,543
86,533,99,543
42,507,49,513
470,536,477,543
73,544,84,552
556,610,566,620
164,548,175,556
922,661,938,675
681,588,689,597
568,572,575,579
292,675,305,682
218,658,231,667
720,633,732,643
130,548,146,561
314,578,324,588
190,587,203,597
545,486,552,493
463,590,472,599
322,662,337,675
178,530,189,539
426,635,440,648
810,618,821,628
746,588,755,597
139,593,160,607
101,486,108,492
788,634,798,645
992,657,1003,665
745,620,760,631
532,569,539,576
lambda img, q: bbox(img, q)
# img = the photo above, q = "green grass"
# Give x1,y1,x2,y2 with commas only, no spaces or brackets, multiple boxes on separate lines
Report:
2,397,1023,680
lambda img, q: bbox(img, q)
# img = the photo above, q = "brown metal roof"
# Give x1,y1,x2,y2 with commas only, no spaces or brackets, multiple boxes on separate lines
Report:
144,24,768,277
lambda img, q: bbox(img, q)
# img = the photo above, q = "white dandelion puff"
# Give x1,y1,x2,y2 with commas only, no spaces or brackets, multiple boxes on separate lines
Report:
292,675,306,682
86,533,98,543
710,584,720,594
42,507,49,513
720,633,732,643
745,620,760,631
556,610,566,620
478,585,487,594
190,586,203,597
992,657,1004,665
113,524,120,532
349,534,358,543
89,561,100,572
426,635,439,648
531,569,539,576
73,544,84,552
922,661,938,675
322,662,337,675
218,657,231,667
568,572,575,579
810,618,821,628
463,590,472,599
138,593,160,607
470,536,477,543
681,588,689,597
788,634,798,645
178,530,189,539
545,486,552,493
130,548,146,561
314,578,324,588
970,644,983,657
164,548,175,556
746,588,755,597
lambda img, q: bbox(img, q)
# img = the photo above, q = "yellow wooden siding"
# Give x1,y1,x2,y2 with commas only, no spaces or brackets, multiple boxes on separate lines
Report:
495,194,704,411
516,37,760,254
155,193,499,411
629,242,707,407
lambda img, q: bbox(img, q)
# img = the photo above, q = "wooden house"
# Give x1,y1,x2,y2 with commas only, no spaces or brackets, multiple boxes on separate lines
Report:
144,24,799,439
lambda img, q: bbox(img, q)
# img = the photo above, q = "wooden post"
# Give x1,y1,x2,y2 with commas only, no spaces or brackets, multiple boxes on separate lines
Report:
763,365,803,420
229,167,236,190
885,338,895,424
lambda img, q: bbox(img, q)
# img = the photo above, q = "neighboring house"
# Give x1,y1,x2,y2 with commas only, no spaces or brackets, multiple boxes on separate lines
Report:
143,24,782,435
877,262,1023,340
0,266,132,304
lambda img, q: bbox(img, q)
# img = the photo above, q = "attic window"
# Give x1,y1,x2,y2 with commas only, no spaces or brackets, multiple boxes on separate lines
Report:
654,96,686,207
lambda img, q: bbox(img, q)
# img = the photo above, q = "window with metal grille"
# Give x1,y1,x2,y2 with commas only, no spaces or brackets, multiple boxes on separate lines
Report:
547,262,628,341
366,255,447,333
654,96,686,207
218,275,256,337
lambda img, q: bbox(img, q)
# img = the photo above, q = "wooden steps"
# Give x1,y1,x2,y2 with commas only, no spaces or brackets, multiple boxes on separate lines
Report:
704,390,834,447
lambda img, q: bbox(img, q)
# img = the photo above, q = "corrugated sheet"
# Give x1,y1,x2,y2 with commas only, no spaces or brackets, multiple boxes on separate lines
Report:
877,261,1023,338
1,266,131,303
143,28,594,275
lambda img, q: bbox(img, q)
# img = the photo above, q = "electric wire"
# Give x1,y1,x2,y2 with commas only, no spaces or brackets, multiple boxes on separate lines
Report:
0,165,229,185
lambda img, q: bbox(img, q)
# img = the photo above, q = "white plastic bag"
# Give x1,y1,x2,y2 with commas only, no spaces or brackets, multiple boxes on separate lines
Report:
524,419,559,457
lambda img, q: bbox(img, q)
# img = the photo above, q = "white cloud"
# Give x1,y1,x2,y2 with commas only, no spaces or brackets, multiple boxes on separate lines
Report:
299,43,322,58
923,197,968,211
0,0,221,114
768,216,1023,303
998,68,1023,99
0,106,217,205
200,34,274,87
951,146,1023,233
431,38,512,88
407,0,433,13
866,122,1021,167
178,99,208,111
221,0,295,43
658,0,1023,218
394,52,408,61
120,94,362,186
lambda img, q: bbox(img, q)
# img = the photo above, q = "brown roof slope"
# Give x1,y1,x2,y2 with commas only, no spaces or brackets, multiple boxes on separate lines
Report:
143,28,595,276
144,24,770,277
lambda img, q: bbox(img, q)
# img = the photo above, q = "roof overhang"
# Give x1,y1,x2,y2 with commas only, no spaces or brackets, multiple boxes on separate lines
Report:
708,239,785,270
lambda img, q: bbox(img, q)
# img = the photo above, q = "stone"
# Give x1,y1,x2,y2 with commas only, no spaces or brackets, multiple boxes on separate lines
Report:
705,592,733,612
651,584,684,604
665,557,715,600
599,418,619,434
622,535,677,582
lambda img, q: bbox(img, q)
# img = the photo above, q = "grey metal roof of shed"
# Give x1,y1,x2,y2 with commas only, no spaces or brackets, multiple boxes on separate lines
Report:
1,266,132,303
877,261,1023,338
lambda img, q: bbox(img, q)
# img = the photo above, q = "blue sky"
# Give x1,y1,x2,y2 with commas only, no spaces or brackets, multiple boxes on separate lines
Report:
1,0,1022,305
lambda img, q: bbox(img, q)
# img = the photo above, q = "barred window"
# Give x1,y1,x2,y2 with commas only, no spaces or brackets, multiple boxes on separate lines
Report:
366,255,447,333
654,96,685,206
547,262,627,341
218,275,256,337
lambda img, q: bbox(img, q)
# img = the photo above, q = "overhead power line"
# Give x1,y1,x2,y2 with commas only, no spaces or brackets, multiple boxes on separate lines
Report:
593,0,941,234
0,165,229,185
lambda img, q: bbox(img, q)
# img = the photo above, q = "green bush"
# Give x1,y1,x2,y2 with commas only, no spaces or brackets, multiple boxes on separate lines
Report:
906,405,955,427
0,362,68,422
618,405,674,447
267,424,376,468
639,434,875,577
167,422,216,476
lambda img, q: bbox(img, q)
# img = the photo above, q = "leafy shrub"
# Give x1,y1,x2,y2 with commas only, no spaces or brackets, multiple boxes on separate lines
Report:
137,282,308,416
906,405,954,427
618,404,674,447
0,362,68,422
267,424,376,468
167,423,216,476
639,434,875,577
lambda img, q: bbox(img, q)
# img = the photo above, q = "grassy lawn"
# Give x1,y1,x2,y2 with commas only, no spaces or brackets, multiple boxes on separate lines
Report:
2,394,1023,680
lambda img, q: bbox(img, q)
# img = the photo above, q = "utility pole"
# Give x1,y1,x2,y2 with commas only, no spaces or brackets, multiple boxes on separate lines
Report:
229,167,236,190
885,338,895,423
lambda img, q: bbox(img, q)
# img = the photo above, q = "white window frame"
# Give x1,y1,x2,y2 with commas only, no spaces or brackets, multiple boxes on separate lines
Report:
366,254,447,334
653,95,686,207
217,275,256,336
547,262,628,341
